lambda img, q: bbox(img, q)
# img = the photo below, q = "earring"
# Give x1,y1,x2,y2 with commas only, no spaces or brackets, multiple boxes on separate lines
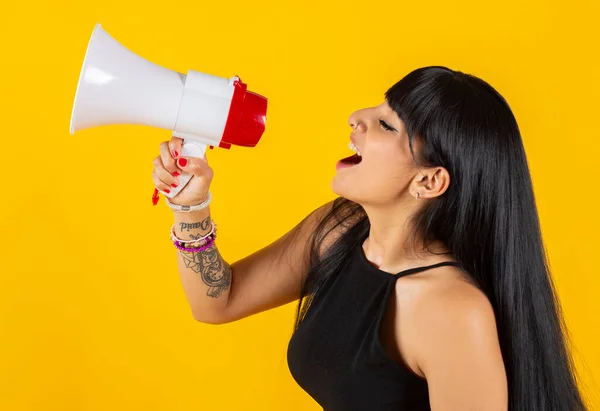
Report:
415,192,420,200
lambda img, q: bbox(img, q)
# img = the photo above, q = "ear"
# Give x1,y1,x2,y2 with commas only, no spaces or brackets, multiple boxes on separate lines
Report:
412,167,450,199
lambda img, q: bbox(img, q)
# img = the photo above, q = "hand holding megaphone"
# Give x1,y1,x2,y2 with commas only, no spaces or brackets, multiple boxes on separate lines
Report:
151,136,214,206
70,24,267,201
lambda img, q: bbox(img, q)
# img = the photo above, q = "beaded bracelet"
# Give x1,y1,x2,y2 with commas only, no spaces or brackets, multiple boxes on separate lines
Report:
173,232,215,248
173,236,216,252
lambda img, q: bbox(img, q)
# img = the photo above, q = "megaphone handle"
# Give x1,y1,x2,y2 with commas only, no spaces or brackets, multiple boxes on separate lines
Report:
160,139,207,199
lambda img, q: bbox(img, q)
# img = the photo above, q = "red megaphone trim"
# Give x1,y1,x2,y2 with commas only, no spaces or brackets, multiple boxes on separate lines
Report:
220,77,247,149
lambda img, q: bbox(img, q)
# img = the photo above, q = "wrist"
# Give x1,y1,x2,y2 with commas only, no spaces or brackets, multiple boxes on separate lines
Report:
166,192,212,213
167,192,209,206
173,208,212,238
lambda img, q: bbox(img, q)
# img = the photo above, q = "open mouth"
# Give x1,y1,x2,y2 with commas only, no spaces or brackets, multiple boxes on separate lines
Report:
339,153,362,165
339,141,362,165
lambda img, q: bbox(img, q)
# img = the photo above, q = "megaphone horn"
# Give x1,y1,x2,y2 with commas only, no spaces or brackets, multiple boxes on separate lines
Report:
70,23,267,199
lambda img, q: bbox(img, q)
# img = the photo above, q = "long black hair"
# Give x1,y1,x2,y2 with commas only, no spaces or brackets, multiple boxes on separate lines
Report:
293,66,587,410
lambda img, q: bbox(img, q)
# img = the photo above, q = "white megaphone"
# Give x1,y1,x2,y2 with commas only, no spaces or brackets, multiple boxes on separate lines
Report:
70,23,267,199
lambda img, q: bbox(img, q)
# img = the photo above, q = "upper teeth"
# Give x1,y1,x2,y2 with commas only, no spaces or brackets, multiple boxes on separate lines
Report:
349,141,362,156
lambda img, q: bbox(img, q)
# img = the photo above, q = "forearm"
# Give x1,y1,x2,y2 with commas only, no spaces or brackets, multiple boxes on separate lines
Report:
173,207,231,323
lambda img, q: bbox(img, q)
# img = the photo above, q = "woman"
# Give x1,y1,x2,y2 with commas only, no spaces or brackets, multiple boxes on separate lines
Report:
152,66,587,410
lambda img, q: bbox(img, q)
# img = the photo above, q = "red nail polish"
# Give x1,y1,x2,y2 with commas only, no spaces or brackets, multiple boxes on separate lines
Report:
171,183,178,188
165,189,171,193
172,150,179,158
178,158,188,167
172,171,180,177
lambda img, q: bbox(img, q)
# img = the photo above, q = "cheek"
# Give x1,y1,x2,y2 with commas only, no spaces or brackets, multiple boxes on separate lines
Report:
362,149,414,194
364,146,412,179
331,146,414,202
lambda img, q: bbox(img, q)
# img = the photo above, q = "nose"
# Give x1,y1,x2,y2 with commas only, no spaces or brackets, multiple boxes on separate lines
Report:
348,113,362,131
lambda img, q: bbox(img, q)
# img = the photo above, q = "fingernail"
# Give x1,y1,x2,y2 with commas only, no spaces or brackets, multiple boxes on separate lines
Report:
178,158,188,167
164,189,171,193
171,183,178,188
172,171,180,177
172,150,179,158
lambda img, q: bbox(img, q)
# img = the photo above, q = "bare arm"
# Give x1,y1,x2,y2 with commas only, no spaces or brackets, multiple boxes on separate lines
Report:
175,200,336,324
173,205,232,323
415,278,508,410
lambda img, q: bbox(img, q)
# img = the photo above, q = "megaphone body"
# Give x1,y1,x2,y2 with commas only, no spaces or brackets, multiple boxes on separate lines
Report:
70,24,267,199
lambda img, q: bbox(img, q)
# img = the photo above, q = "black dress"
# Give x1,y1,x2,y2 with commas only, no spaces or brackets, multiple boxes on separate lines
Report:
287,241,462,410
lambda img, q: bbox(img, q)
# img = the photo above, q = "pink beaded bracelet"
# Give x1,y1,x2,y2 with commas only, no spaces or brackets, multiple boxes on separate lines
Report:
174,232,215,248
173,236,216,253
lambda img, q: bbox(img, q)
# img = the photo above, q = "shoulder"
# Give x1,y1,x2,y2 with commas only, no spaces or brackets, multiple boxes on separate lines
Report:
394,267,508,409
394,264,494,321
407,269,499,352
411,267,497,331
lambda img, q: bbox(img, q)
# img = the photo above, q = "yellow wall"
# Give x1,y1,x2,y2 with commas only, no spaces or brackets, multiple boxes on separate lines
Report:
1,0,599,409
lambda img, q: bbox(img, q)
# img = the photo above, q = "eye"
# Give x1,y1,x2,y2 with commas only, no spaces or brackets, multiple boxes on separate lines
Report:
379,119,395,132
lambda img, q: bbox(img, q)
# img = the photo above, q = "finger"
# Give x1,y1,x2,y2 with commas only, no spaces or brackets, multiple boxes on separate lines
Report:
152,169,173,193
169,136,184,159
159,142,180,176
153,155,179,187
176,155,213,179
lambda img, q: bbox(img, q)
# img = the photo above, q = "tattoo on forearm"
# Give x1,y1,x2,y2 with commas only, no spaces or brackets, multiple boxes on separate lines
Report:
180,243,231,298
179,216,211,233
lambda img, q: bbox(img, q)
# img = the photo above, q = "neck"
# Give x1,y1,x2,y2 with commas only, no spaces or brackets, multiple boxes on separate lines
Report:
360,201,450,273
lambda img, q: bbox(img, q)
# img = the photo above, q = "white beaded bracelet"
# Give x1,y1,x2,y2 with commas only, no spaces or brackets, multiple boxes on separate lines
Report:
165,191,212,213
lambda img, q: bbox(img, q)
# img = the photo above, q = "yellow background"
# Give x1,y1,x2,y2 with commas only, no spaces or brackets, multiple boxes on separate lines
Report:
1,0,599,409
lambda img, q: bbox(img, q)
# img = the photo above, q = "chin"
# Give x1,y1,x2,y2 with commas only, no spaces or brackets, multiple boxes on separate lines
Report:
331,173,360,202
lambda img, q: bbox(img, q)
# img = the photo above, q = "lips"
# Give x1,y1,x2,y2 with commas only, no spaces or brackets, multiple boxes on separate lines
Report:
340,138,363,165
339,153,362,165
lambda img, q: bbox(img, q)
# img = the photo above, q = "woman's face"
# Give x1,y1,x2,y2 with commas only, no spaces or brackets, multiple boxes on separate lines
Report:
331,101,421,205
